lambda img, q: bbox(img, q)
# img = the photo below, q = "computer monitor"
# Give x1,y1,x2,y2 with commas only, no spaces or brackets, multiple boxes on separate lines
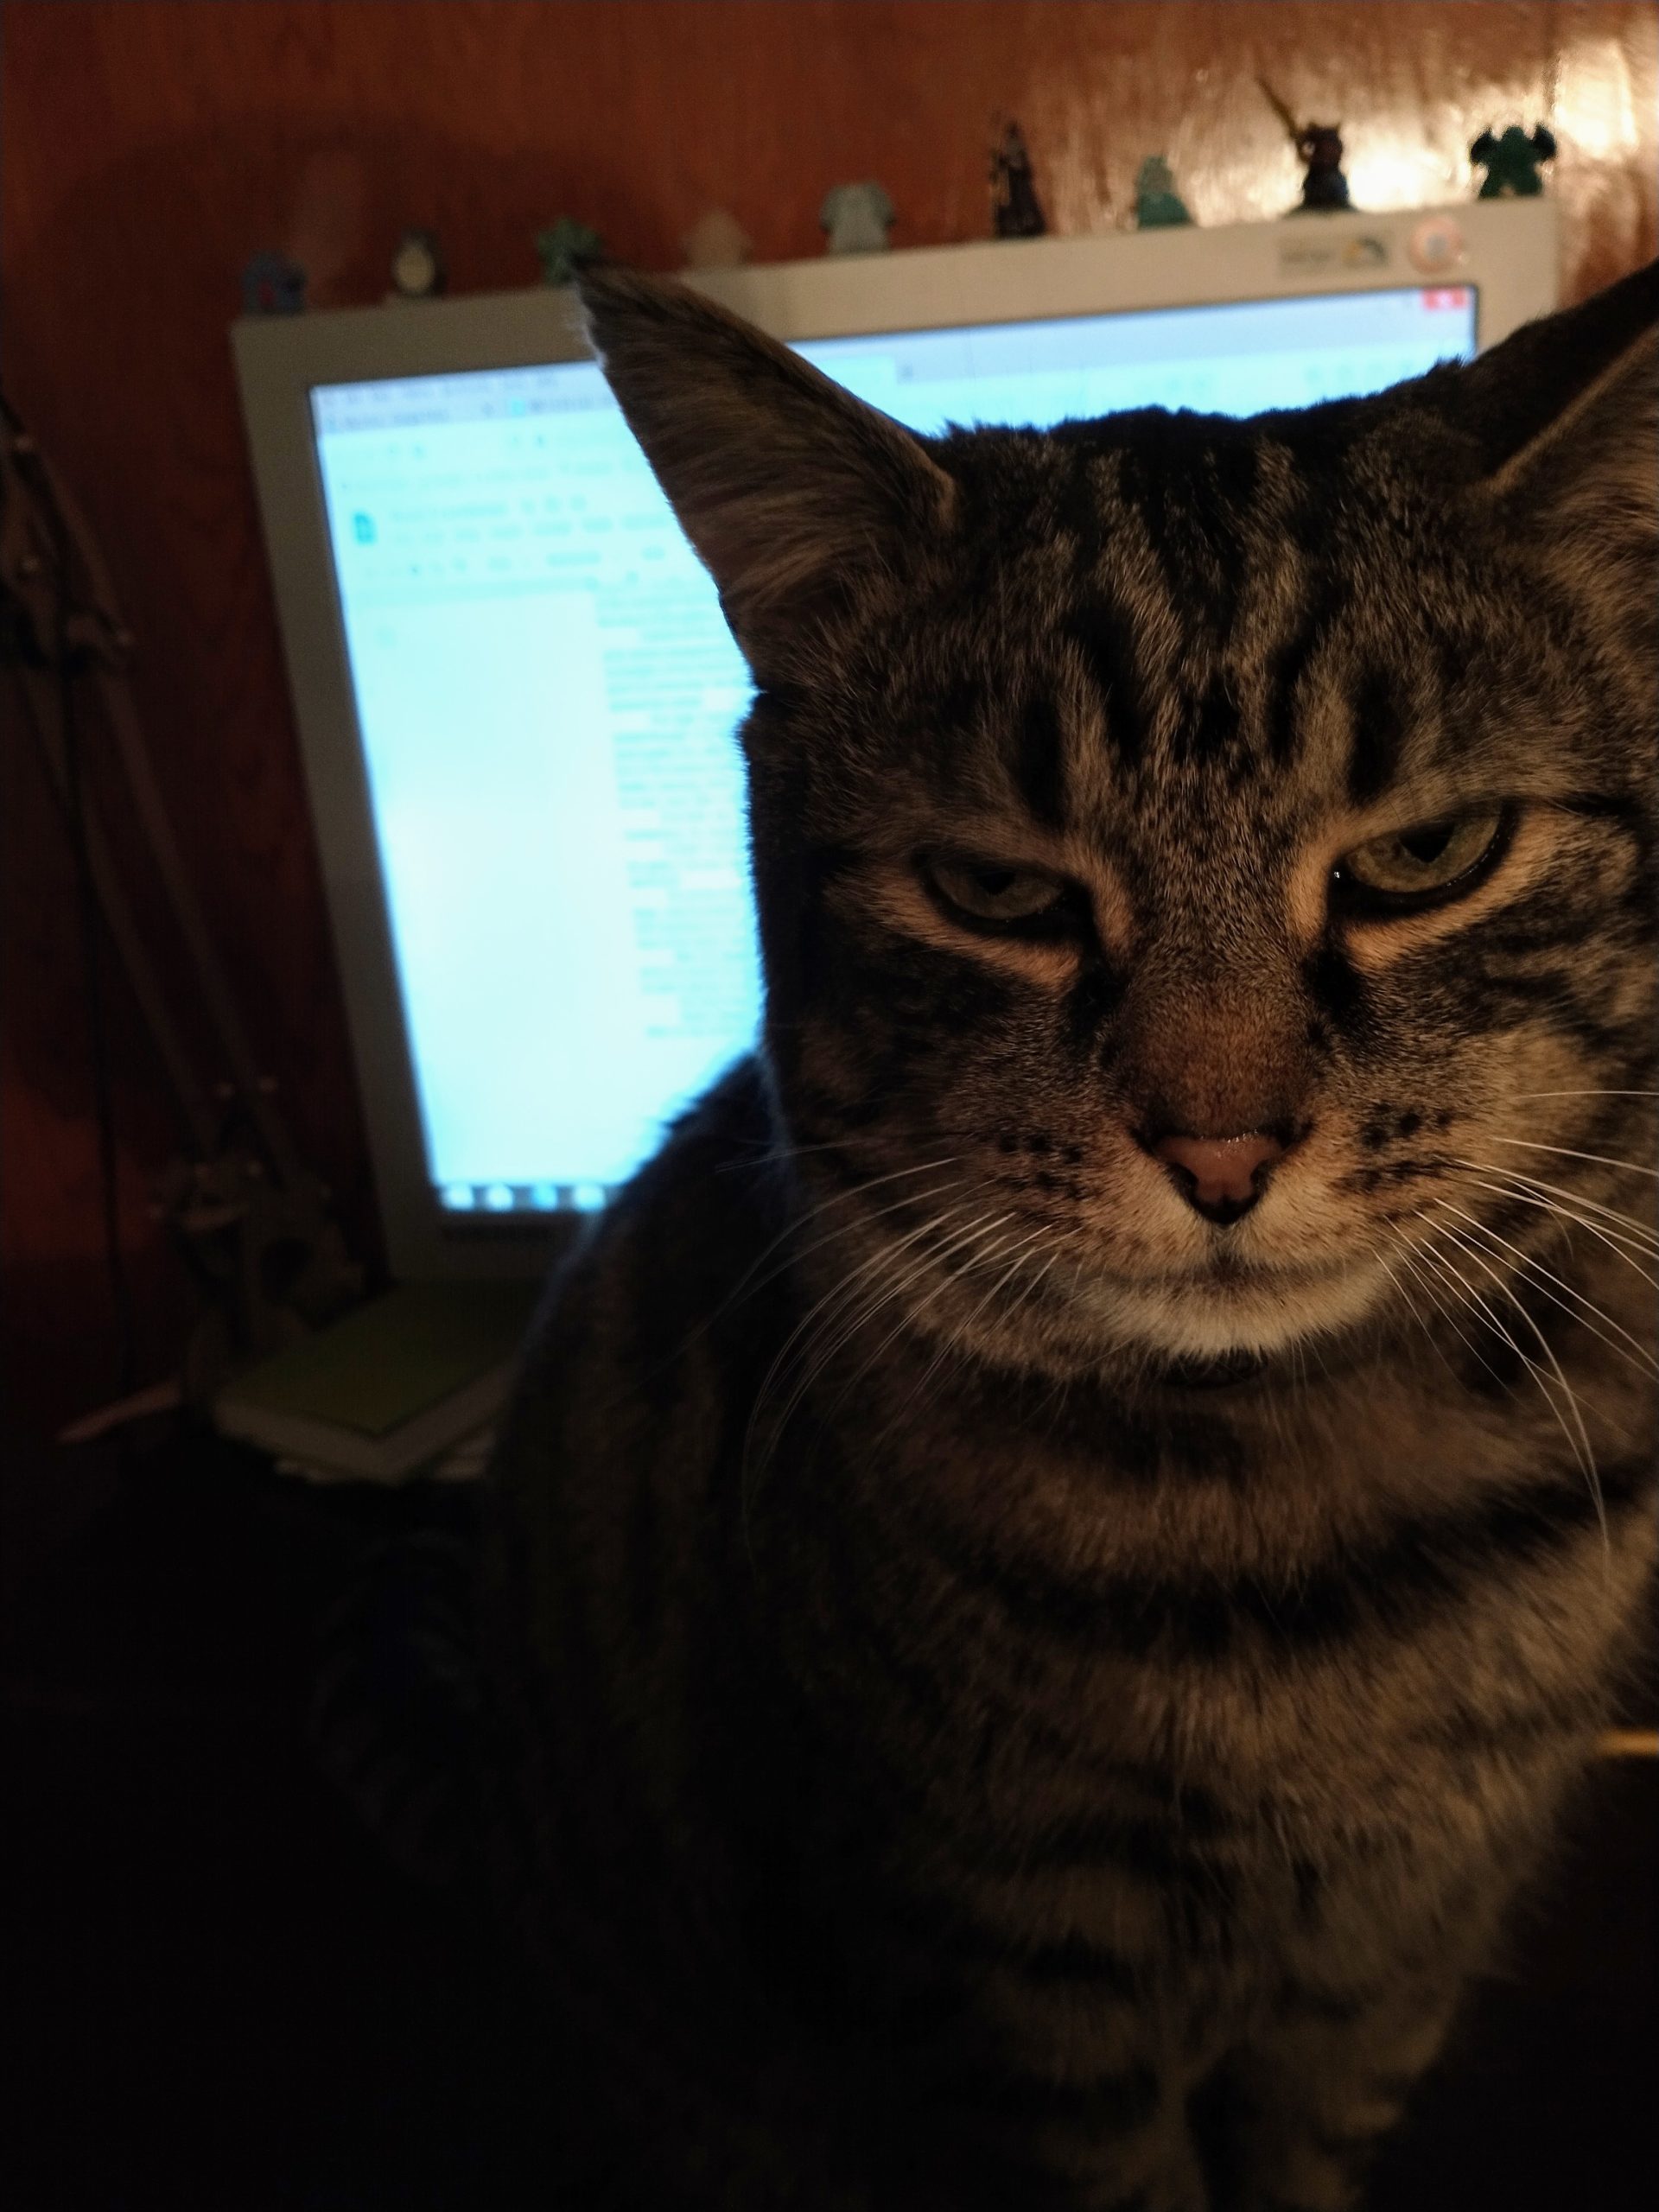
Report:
233,200,1558,1281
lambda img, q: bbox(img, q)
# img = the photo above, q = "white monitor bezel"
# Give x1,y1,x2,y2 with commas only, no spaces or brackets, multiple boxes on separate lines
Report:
232,200,1559,1283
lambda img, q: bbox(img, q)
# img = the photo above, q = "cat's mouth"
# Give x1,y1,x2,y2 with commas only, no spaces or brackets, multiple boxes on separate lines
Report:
1122,1250,1357,1294
1065,1247,1384,1362
1176,1256,1353,1292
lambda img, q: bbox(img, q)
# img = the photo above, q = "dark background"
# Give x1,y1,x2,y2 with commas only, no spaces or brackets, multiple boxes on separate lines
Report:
0,1434,1651,2208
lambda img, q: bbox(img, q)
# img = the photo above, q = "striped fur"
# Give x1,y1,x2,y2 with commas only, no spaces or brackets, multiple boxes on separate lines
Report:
480,263,1658,2209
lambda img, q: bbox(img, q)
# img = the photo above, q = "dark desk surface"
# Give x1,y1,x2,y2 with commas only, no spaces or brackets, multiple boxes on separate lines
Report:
2,1427,1651,2211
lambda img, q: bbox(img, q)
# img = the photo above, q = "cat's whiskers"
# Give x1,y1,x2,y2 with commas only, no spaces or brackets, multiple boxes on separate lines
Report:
1408,1228,1568,1416
1410,1218,1607,1553
1447,1161,1659,1278
1387,1226,1527,1402
741,1200,982,1499
1427,1201,1659,1382
1483,1135,1659,1181
764,1171,974,1290
1373,1236,1468,1389
604,1170,979,1441
1011,1246,1065,1325
707,1160,971,1348
721,1157,971,1308
901,1226,1063,1408
1451,1159,1659,1247
765,1211,1029,1481
742,1205,1015,1517
812,1224,1057,1465
715,1132,898,1173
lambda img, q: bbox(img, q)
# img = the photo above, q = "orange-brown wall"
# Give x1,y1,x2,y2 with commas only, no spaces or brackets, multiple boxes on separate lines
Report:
3,0,1656,1437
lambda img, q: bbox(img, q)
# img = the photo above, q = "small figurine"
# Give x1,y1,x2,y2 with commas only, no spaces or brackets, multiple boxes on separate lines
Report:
1471,124,1557,198
682,208,753,270
536,217,604,287
240,250,307,315
990,118,1046,238
1257,79,1355,213
388,227,446,301
819,181,894,256
1134,155,1193,229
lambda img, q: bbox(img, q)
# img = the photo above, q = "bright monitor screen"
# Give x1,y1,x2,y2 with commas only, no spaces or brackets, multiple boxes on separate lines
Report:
309,284,1477,1217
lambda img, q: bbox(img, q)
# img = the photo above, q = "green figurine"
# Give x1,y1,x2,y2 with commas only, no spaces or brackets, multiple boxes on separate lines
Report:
536,216,604,287
1471,124,1556,198
1134,156,1193,229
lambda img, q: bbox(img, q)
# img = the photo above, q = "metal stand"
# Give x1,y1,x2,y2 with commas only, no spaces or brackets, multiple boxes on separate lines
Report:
1,393,361,1420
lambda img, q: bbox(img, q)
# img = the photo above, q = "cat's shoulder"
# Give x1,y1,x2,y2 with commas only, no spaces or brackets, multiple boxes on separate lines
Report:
496,1055,792,1438
575,1052,789,1304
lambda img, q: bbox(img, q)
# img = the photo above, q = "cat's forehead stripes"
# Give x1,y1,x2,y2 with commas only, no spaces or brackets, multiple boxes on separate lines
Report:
849,409,1449,850
938,419,1479,846
1013,692,1067,831
960,420,1351,816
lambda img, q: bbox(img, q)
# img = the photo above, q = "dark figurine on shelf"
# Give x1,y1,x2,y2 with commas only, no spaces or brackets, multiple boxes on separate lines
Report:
240,250,307,315
1295,124,1352,212
536,217,604,288
1258,78,1355,213
990,118,1046,238
1134,155,1193,229
1471,124,1557,198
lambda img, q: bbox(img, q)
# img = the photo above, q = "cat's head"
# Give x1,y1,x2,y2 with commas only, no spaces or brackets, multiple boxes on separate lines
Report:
582,263,1657,1377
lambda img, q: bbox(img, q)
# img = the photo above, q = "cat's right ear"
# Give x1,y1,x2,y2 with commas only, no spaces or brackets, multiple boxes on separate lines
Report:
578,265,957,678
1446,258,1658,603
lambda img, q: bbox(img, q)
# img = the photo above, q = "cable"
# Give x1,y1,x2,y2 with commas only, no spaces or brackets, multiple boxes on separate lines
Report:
33,434,138,1398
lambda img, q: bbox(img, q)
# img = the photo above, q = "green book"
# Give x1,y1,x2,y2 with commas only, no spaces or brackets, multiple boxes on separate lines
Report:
213,1280,540,1481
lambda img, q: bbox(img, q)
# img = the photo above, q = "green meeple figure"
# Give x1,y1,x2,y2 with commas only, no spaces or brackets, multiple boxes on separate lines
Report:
537,217,604,287
1134,155,1193,229
1471,124,1556,198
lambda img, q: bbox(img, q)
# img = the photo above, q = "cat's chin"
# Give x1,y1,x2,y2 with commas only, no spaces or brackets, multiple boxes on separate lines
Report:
1067,1251,1388,1367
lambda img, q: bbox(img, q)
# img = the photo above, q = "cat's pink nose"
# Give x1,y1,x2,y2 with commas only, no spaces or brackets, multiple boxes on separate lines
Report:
1151,1131,1285,1218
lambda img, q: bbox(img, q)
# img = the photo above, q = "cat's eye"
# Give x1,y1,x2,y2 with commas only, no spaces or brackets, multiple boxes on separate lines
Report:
1332,807,1512,917
921,854,1074,934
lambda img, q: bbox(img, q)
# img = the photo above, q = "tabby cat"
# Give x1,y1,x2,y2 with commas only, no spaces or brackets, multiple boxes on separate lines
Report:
476,259,1658,2210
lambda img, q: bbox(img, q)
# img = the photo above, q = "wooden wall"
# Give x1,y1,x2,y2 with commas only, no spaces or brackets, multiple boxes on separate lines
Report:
3,0,1656,1438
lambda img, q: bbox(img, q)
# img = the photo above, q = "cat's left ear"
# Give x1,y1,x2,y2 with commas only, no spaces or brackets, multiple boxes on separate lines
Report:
578,264,957,679
1456,260,1657,593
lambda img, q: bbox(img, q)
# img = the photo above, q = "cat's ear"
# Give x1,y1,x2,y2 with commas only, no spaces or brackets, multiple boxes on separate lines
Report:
578,264,957,677
1450,260,1658,589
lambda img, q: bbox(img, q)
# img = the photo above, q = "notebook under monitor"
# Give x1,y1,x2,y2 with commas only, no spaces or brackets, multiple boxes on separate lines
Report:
233,202,1558,1280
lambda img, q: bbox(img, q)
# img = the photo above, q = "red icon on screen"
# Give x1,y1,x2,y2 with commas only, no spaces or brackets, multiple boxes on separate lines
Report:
1422,286,1470,310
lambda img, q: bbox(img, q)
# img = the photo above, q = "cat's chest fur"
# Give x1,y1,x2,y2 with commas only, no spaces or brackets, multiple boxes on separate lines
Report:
737,1270,1648,1943
704,1351,1639,2112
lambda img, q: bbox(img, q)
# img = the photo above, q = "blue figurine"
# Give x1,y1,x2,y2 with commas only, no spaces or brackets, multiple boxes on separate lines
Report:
1134,155,1193,229
820,181,894,256
1471,124,1556,198
240,250,306,315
